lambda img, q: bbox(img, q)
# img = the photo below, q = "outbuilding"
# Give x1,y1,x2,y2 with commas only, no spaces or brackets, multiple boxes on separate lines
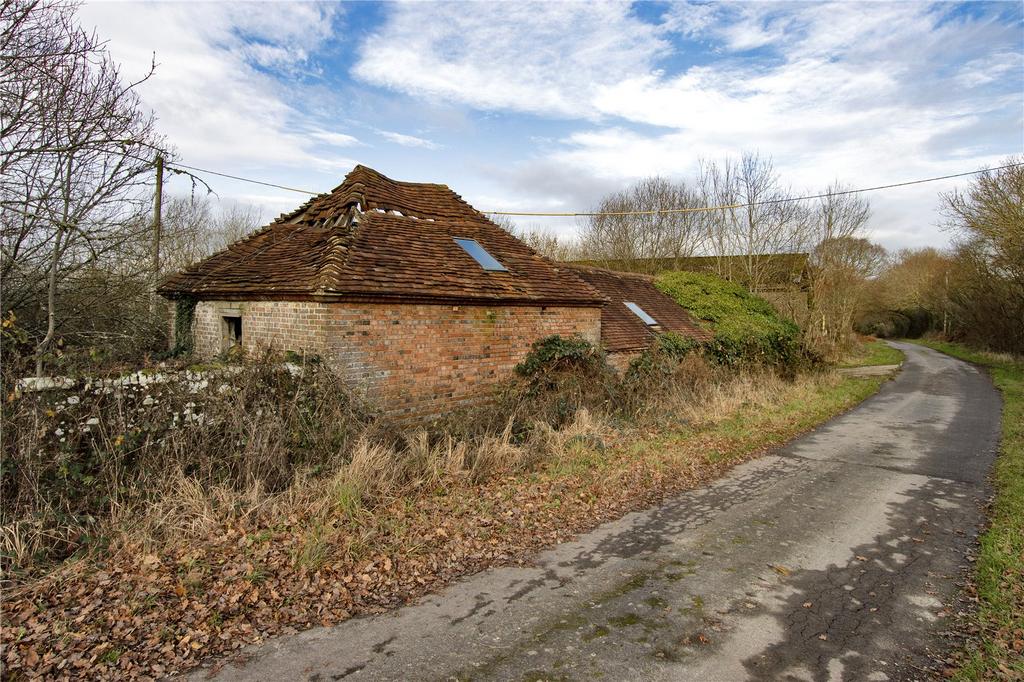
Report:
159,165,707,416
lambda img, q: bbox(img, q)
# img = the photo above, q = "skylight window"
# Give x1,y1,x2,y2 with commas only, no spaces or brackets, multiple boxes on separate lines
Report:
454,238,507,271
624,301,658,326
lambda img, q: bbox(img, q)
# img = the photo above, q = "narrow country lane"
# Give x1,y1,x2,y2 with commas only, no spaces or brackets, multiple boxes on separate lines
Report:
192,342,1002,682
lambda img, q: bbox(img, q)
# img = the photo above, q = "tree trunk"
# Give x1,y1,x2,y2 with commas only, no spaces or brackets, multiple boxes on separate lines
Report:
34,226,63,377
149,154,164,314
33,157,73,377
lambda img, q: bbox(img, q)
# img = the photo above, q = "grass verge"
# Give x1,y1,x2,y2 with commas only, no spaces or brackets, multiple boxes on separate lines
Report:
1,370,885,679
911,339,1023,680
837,338,905,368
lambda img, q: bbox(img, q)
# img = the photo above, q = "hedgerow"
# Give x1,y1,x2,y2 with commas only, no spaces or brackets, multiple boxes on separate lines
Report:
654,271,805,368
1,356,375,573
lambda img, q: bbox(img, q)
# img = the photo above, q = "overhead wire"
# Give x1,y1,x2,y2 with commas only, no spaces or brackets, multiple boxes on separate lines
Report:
165,162,321,196
163,160,1024,218
165,159,1022,292
484,163,1024,216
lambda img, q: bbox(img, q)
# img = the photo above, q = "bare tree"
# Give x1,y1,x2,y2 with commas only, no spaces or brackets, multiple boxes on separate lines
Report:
941,157,1024,353
943,157,1024,288
578,176,707,272
487,212,580,262
160,195,263,272
1,0,167,373
1,0,94,173
515,226,580,262
698,153,809,290
486,212,517,234
876,248,949,310
801,185,878,358
807,236,886,358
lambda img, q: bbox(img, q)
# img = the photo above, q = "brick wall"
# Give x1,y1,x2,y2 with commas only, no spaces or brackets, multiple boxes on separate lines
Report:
191,299,601,418
193,300,331,360
324,304,601,419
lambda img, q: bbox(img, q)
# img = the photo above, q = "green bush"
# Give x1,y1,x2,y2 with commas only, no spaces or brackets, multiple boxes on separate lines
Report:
654,271,804,368
514,334,603,377
625,332,701,382
508,335,619,429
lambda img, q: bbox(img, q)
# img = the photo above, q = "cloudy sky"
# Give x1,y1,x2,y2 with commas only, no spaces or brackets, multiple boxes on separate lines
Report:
78,1,1023,250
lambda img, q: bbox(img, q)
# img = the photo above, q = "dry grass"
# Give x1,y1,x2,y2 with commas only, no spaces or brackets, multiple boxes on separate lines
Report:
0,346,858,587
110,365,831,552
0,357,373,574
0,354,886,679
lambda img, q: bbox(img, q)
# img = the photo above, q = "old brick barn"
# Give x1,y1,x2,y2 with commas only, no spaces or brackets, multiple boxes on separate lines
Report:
159,166,708,417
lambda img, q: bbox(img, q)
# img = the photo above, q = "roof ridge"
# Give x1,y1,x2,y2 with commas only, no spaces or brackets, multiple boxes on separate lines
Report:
333,164,450,193
563,263,657,281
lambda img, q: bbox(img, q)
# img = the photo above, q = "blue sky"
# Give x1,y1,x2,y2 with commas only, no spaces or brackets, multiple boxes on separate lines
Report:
79,1,1023,250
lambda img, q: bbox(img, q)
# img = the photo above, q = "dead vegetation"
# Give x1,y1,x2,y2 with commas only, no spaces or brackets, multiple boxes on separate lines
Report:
0,336,885,679
1,355,374,574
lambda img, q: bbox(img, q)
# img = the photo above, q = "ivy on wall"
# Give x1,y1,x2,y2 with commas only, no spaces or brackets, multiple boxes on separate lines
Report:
173,297,197,355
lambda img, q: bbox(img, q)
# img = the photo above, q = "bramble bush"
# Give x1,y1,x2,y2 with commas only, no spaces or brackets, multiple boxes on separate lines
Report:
625,332,700,382
507,335,621,429
514,334,604,377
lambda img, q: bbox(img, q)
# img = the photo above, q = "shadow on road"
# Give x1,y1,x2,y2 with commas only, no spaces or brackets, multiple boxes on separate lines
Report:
742,476,985,681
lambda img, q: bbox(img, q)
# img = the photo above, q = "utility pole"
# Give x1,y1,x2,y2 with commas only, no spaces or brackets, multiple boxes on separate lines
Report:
152,153,164,277
150,154,163,313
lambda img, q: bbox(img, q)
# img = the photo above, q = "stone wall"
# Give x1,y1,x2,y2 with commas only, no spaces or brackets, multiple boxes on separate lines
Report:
191,300,601,418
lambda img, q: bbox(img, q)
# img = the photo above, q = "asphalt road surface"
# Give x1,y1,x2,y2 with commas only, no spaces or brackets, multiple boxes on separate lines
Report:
194,342,1001,682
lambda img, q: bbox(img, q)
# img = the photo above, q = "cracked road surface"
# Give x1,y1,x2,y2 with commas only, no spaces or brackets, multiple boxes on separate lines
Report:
194,342,1001,682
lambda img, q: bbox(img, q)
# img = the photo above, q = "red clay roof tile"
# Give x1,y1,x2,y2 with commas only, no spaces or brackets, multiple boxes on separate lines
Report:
158,166,604,306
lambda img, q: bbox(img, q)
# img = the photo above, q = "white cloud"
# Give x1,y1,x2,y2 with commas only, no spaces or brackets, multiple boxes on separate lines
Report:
352,1,669,120
376,130,440,149
75,1,1022,251
311,131,362,147
78,1,351,172
354,1,1022,249
955,51,1024,89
